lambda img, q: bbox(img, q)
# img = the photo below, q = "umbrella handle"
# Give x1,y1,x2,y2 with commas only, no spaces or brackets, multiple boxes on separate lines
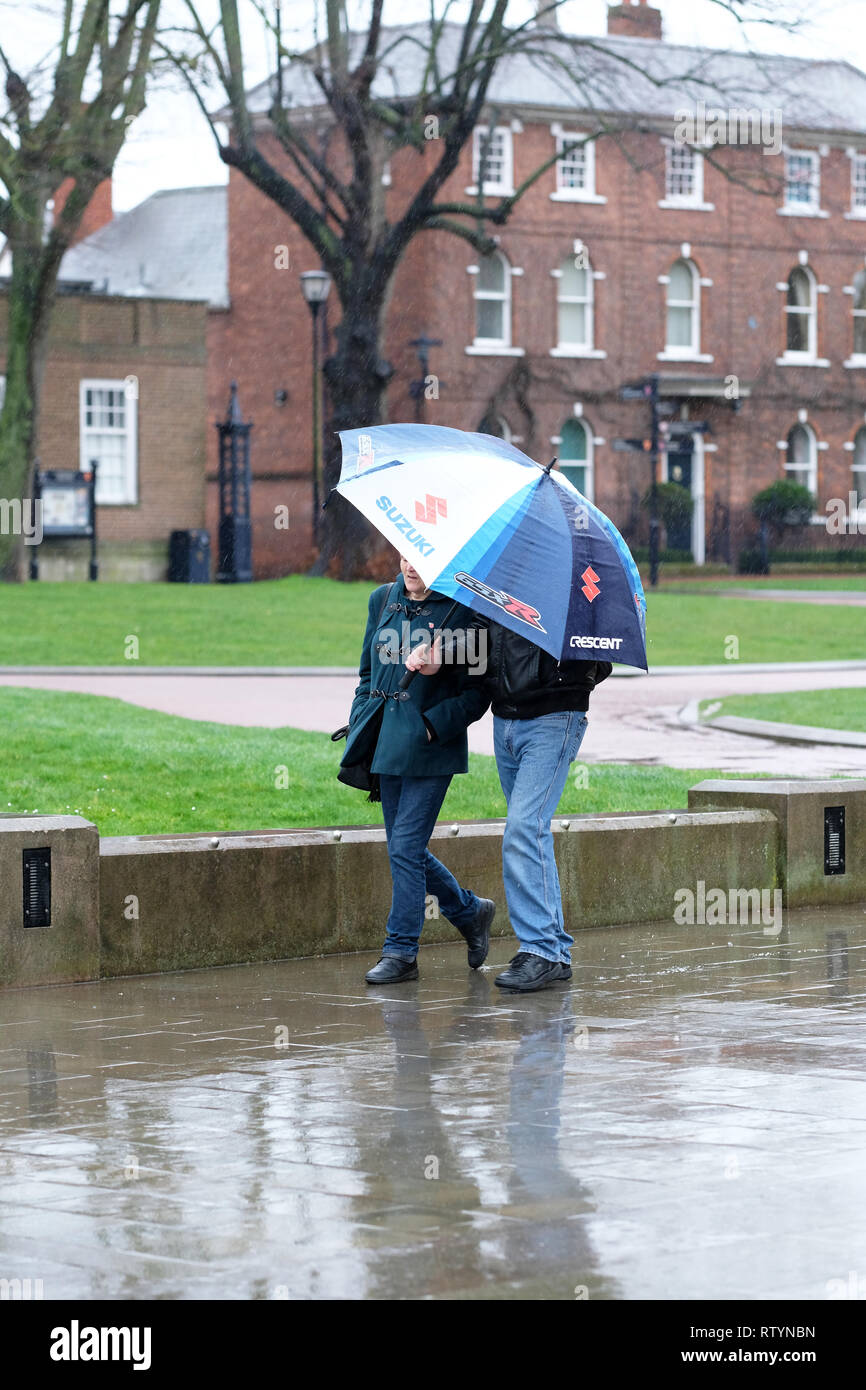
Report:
398,599,460,690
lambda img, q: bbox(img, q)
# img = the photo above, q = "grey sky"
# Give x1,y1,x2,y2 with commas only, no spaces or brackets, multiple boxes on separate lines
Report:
6,0,866,211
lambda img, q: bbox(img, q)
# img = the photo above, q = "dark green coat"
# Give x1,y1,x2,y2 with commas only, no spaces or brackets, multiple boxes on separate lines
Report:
341,576,489,778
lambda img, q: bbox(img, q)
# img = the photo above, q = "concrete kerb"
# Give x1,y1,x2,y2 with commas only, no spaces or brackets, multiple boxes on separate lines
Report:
681,700,866,747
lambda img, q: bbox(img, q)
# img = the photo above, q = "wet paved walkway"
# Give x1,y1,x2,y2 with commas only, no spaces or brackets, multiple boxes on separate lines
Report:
2,907,866,1300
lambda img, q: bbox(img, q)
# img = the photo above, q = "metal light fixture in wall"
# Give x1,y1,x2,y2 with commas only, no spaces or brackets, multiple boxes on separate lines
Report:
22,848,51,927
824,805,846,875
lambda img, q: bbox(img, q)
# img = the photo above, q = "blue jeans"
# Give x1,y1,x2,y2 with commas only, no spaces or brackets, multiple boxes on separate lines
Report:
493,710,588,966
379,774,481,961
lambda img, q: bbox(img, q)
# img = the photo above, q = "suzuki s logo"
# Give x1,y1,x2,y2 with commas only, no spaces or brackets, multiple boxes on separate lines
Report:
581,566,600,602
415,494,447,525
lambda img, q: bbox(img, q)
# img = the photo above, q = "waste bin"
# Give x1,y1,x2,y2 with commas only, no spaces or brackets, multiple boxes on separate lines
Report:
168,529,211,583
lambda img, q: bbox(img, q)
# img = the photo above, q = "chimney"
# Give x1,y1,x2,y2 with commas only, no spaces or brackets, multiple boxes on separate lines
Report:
533,1,560,30
52,176,113,244
607,1,663,40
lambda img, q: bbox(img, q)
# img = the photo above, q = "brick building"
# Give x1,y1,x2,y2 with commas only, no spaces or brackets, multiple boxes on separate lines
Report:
0,186,217,579
13,0,866,580
214,0,866,572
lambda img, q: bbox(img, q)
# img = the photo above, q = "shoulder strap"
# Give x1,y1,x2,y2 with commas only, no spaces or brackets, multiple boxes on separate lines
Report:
376,579,398,628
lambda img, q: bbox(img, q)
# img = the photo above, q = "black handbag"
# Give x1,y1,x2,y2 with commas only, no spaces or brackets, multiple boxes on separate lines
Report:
331,715,384,802
332,581,397,803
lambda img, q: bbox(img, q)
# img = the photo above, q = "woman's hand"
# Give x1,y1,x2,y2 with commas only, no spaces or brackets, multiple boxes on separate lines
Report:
405,634,443,676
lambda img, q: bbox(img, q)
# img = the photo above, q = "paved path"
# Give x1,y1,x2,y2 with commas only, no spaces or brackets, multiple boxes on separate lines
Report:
713,588,866,606
1,662,864,774
1,910,864,1300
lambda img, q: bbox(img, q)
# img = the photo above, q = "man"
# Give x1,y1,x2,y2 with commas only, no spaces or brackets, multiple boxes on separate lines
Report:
412,617,610,992
481,623,611,992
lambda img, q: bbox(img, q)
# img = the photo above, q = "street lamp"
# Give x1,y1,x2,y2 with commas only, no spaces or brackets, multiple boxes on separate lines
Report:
299,269,332,543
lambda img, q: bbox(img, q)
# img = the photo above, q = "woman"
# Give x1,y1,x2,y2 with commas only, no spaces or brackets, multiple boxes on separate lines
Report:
341,554,494,984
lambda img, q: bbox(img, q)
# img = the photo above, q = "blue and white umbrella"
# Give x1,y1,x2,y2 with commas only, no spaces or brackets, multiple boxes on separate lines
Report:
335,423,647,670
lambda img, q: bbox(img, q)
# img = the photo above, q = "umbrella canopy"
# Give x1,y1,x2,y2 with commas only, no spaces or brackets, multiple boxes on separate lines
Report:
335,423,647,671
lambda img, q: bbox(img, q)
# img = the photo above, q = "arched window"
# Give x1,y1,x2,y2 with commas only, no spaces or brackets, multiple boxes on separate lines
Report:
785,267,817,357
480,413,512,444
852,269,866,359
557,417,593,501
785,423,817,495
853,426,866,510
473,251,511,347
556,254,593,351
665,258,699,354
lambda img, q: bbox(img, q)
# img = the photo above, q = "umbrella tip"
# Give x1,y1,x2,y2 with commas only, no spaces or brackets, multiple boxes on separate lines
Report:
543,457,558,475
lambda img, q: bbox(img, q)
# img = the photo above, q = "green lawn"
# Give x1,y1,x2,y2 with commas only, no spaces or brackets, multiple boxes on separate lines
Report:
2,577,866,667
705,687,866,733
0,687,768,836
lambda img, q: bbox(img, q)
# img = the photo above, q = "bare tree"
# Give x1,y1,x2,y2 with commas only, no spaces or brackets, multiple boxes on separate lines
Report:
169,0,800,578
0,0,160,578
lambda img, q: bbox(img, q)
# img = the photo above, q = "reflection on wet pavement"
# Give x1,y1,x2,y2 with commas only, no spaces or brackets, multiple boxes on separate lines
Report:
2,907,866,1301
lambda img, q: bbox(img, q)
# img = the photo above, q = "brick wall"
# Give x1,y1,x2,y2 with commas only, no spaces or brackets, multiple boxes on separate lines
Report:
0,292,208,571
53,177,114,244
208,114,866,573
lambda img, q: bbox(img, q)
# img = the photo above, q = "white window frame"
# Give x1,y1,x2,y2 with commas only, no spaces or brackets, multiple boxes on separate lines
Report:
549,125,606,204
778,148,827,218
659,141,714,211
784,422,818,496
844,267,866,368
853,427,866,515
556,416,594,504
845,150,866,220
467,125,514,197
481,414,514,444
465,252,525,357
0,374,5,412
779,265,819,364
549,249,606,359
79,377,138,506
658,257,713,362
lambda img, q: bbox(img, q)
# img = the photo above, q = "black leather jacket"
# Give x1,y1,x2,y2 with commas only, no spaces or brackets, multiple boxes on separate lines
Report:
480,620,612,720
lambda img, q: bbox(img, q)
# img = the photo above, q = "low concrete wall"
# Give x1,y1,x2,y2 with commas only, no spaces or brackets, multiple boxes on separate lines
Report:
0,815,99,987
3,778,864,989
35,539,169,582
688,779,866,907
96,809,779,978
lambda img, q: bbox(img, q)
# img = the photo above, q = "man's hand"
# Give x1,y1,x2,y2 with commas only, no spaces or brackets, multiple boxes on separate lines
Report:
405,633,443,676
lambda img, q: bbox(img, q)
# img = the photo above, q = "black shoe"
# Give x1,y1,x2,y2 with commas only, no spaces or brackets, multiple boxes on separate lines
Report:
365,957,419,984
461,897,495,969
494,952,562,992
558,962,572,981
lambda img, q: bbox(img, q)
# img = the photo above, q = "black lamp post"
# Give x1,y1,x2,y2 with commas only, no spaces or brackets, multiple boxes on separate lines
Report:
299,269,332,543
215,381,253,582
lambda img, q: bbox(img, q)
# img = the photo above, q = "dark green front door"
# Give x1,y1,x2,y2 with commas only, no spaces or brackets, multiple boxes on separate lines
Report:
666,442,693,552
